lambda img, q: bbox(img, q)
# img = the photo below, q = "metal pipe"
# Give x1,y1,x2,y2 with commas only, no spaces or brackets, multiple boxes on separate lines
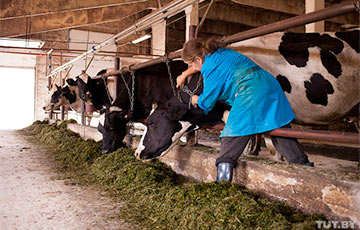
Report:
266,128,359,145
46,0,198,78
100,1,358,77
203,124,360,145
222,1,358,45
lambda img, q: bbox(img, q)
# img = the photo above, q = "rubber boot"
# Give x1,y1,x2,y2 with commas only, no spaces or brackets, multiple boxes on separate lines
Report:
216,162,234,183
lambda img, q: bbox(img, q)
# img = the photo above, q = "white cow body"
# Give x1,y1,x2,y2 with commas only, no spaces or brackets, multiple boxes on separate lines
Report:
230,31,359,125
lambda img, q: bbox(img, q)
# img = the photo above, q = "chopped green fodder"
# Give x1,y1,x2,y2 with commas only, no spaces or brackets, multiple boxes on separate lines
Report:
26,121,328,230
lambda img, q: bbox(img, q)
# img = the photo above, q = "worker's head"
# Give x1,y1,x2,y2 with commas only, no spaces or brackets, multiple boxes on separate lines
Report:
182,38,224,71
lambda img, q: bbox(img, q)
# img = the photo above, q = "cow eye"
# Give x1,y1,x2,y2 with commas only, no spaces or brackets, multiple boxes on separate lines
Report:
147,121,153,126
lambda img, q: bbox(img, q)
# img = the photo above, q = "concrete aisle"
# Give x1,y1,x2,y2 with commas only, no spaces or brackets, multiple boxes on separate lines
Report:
0,130,134,230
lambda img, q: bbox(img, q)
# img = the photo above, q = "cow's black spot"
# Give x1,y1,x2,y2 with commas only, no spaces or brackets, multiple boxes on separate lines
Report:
63,88,77,104
320,49,342,79
335,30,360,53
276,75,292,93
279,32,344,78
304,73,334,106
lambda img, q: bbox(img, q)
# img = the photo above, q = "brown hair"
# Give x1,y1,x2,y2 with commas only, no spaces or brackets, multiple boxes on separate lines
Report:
182,38,224,63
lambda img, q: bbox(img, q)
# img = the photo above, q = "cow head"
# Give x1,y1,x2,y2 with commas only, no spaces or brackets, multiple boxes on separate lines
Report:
43,85,76,111
98,106,129,154
75,74,112,110
135,98,192,160
67,74,92,103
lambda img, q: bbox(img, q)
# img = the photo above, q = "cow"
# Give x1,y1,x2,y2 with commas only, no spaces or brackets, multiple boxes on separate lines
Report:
76,61,190,154
135,30,360,160
42,72,110,125
230,30,359,125
42,76,86,113
135,74,231,160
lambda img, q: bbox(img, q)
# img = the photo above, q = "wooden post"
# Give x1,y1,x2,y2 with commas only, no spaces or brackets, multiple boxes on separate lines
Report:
185,3,199,146
305,0,325,32
151,21,166,56
185,3,199,41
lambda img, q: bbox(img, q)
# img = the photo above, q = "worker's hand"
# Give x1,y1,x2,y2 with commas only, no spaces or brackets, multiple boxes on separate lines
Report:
176,73,187,88
191,95,199,106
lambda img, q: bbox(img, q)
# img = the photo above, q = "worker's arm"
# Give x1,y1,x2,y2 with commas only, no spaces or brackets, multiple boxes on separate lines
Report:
176,67,199,88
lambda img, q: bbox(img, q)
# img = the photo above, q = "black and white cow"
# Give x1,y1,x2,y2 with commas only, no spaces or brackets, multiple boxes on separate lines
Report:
43,72,109,128
135,30,360,160
135,74,230,160
76,61,191,154
230,30,359,125
43,77,85,113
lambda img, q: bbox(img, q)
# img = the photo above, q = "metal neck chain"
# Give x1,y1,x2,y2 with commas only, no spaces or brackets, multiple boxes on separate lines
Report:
119,70,135,111
163,55,178,97
180,74,203,109
163,55,203,109
102,77,113,105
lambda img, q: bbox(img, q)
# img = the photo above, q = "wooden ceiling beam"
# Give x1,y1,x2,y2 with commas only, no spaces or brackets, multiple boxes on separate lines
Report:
229,0,358,25
0,0,163,37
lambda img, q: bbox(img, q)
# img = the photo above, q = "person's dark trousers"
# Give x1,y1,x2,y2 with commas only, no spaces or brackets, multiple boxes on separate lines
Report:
216,135,250,167
215,125,311,167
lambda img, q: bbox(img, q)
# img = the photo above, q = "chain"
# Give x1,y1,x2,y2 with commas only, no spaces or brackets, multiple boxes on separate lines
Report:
163,55,203,109
119,70,133,109
119,70,135,133
130,71,135,111
163,55,177,97
102,77,113,105
179,74,203,109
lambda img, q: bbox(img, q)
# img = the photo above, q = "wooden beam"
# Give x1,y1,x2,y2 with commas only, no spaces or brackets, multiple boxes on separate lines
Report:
0,0,161,37
228,0,358,26
230,0,304,15
203,2,305,32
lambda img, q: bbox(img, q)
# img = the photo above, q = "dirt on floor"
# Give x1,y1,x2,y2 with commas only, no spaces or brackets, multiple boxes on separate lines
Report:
0,130,136,230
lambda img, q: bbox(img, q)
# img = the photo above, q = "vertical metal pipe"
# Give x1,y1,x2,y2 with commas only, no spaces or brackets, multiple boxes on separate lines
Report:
60,53,65,121
81,101,86,126
114,56,120,100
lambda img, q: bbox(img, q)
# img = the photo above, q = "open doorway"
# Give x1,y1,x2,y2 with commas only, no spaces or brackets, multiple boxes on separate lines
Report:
0,67,35,130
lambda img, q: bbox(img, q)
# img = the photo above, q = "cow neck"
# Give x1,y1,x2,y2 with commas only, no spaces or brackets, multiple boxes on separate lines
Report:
65,90,77,104
67,87,82,113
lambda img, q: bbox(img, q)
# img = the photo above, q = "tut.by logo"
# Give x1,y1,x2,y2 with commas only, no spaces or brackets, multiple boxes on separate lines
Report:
316,220,357,229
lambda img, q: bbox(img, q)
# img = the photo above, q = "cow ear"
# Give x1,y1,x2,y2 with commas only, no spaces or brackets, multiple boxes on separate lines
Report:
66,78,77,86
55,84,61,90
165,99,187,120
152,103,158,110
167,106,187,120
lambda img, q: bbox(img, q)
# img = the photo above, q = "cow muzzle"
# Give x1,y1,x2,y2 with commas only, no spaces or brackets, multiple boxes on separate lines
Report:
43,103,54,111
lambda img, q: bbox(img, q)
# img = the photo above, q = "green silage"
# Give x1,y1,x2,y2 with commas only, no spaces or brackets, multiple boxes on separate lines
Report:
25,121,326,230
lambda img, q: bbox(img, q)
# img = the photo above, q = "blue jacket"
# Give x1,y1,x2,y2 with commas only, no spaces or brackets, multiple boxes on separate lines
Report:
197,48,295,138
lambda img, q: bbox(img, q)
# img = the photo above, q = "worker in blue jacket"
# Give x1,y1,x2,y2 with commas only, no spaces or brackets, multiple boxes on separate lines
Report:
177,38,314,183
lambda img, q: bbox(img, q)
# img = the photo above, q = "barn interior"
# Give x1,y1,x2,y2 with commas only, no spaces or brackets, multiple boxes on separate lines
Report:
1,0,359,226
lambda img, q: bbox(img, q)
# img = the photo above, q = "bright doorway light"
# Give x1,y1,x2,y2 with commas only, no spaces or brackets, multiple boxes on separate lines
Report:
0,67,35,130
